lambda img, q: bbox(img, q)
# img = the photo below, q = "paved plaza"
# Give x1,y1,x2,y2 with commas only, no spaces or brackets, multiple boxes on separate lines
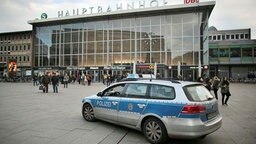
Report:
0,82,256,144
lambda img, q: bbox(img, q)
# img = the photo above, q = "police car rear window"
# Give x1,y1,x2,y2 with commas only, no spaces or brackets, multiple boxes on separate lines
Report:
183,84,214,102
149,84,175,99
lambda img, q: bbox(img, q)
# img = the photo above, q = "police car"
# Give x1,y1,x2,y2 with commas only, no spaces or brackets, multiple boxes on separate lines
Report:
81,79,222,144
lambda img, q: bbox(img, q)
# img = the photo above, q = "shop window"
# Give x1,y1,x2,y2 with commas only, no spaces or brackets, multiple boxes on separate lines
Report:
219,48,229,57
230,48,241,57
242,48,252,57
209,49,218,58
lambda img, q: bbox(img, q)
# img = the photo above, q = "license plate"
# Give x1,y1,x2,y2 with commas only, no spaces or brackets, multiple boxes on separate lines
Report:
207,111,217,120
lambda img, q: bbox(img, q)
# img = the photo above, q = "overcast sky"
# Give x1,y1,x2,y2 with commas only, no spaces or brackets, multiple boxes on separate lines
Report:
0,0,255,39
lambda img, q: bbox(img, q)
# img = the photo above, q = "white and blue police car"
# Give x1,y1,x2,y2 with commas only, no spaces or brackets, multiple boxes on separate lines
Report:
81,79,222,144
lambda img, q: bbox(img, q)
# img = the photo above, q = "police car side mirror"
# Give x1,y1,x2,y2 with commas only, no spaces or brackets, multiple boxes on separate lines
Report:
97,92,103,97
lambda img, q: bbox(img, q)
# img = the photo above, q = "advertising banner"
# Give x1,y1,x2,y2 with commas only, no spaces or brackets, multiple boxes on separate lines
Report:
8,59,17,76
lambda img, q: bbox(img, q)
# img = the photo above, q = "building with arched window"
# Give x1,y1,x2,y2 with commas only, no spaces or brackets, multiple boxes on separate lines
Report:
28,1,215,81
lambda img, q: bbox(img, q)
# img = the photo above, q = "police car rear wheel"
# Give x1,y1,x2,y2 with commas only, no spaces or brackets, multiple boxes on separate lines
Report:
82,104,96,122
143,118,168,144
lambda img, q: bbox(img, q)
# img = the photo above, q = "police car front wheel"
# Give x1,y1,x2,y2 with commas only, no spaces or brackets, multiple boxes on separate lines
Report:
82,104,96,122
143,117,168,144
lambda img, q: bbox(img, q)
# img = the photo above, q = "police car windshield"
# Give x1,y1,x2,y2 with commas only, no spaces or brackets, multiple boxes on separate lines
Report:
184,85,214,102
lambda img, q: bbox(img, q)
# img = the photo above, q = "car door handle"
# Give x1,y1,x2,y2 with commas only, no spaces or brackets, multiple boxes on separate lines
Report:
112,102,118,105
137,104,146,108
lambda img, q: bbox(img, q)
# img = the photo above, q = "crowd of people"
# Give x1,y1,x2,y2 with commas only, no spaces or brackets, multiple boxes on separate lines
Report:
33,72,93,93
197,75,231,106
33,71,232,106
175,74,232,106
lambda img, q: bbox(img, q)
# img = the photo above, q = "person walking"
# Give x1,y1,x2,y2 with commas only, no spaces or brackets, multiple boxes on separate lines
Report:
220,77,231,106
33,74,38,86
106,74,111,86
212,76,220,99
84,74,87,85
51,73,59,93
87,74,92,86
42,73,50,93
204,77,212,91
63,73,69,88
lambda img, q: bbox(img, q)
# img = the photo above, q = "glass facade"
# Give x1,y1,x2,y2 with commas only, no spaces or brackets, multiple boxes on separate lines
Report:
34,13,203,69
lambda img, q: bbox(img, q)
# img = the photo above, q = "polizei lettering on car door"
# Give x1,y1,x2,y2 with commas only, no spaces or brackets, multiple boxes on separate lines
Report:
96,100,112,107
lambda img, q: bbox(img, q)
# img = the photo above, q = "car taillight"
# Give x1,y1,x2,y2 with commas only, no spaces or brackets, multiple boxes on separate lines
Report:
181,105,206,114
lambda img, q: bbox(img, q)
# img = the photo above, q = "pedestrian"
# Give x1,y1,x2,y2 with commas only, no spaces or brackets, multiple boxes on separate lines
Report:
186,74,193,81
63,73,69,88
42,73,50,93
212,76,220,99
103,74,107,85
33,74,38,86
87,74,92,86
77,73,81,84
106,74,111,86
156,73,161,79
51,72,59,93
220,77,231,106
204,77,212,91
83,74,88,85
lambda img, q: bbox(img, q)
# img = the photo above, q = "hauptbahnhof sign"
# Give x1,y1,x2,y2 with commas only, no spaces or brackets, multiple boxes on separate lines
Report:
57,0,199,18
